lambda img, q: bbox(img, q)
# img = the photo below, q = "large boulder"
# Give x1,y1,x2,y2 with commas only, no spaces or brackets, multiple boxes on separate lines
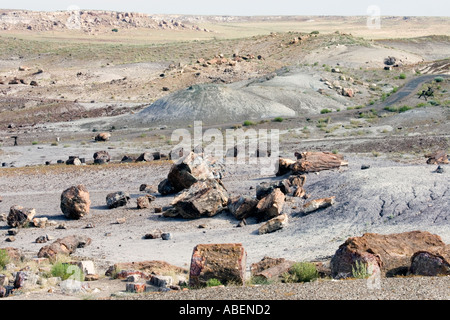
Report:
7,205,36,228
189,243,247,287
60,185,91,220
37,235,92,259
165,152,224,194
409,246,450,276
170,179,229,219
255,188,285,221
330,231,446,278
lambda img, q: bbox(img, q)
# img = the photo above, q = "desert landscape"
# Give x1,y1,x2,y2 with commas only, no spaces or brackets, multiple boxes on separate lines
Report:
0,8,449,302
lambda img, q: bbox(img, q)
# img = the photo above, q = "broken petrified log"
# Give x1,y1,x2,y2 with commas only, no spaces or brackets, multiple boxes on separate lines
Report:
256,188,285,221
254,260,295,280
7,205,36,228
37,235,92,259
227,195,258,220
170,179,229,219
330,231,447,278
409,245,450,276
292,152,348,174
425,150,449,165
189,243,247,287
106,191,130,209
302,196,335,214
258,214,288,235
276,158,296,176
165,152,224,194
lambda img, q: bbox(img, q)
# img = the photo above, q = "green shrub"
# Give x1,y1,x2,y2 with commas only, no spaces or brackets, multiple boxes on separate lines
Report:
51,263,85,281
248,276,274,285
352,260,371,279
283,262,319,283
206,278,223,287
273,117,284,122
310,30,320,35
435,76,444,83
399,73,407,80
0,249,9,269
243,120,255,126
32,141,38,145
320,108,332,114
112,28,119,32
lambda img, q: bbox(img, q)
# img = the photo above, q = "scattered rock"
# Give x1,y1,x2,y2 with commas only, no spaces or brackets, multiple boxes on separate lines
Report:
106,192,130,209
434,165,444,174
170,179,229,219
60,185,91,220
7,205,36,228
144,230,163,239
5,236,15,242
95,132,111,142
32,217,48,228
158,179,176,195
258,214,288,235
227,195,258,220
139,184,157,193
116,218,126,224
37,235,92,259
165,152,224,194
93,151,110,164
161,233,172,240
302,196,336,215
136,152,153,162
255,189,285,221
361,164,371,170
189,243,247,287
65,156,82,166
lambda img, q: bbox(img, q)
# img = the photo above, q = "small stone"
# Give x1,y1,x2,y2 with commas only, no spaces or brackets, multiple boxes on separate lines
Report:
85,223,95,229
7,229,19,236
56,223,67,229
35,235,48,243
361,164,371,170
144,230,162,239
116,218,126,224
435,166,444,174
161,233,172,240
84,274,99,281
154,207,163,213
5,236,15,242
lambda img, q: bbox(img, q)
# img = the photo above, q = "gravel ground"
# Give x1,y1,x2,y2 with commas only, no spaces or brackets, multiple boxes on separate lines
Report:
115,276,450,300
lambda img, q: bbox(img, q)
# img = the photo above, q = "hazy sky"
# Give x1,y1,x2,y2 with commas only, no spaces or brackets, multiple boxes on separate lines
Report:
0,0,449,16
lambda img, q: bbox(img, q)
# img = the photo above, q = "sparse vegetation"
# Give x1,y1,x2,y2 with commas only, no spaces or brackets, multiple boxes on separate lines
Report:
399,73,407,80
320,108,332,114
51,262,85,281
206,278,223,287
352,261,371,279
243,120,256,126
0,249,10,269
273,117,284,122
282,262,319,283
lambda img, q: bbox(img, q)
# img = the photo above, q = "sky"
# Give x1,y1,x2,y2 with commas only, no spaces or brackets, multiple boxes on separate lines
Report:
0,0,449,16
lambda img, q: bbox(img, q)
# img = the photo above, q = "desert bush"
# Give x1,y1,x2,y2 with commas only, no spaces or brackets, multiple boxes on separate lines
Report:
51,263,85,281
352,261,371,279
435,76,444,83
399,73,407,80
282,262,319,283
0,249,9,269
310,30,320,35
206,278,223,287
320,108,332,114
273,117,284,122
243,120,255,126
